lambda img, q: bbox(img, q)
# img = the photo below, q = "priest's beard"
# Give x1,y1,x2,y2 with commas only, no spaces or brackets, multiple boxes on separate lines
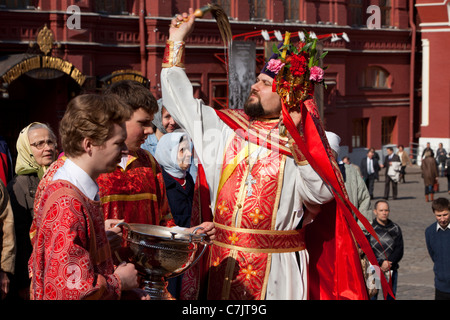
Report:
244,92,265,118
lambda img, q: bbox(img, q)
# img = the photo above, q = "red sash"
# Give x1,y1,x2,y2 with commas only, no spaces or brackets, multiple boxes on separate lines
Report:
281,98,394,300
215,109,292,156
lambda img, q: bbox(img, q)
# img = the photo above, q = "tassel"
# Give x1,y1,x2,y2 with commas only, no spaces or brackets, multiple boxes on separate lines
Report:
196,3,232,46
177,3,232,46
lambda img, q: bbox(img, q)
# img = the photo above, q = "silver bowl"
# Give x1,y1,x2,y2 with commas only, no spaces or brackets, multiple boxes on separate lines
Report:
115,222,207,300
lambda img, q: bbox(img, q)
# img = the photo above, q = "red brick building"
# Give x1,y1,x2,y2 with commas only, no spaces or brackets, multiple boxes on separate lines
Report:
415,0,450,162
0,0,447,165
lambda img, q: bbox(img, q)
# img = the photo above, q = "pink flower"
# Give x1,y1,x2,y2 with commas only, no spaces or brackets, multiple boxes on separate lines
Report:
266,59,285,74
309,66,324,82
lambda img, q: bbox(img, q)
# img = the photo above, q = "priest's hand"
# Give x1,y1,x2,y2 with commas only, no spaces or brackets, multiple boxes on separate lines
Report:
114,262,139,291
287,106,302,131
169,8,196,42
186,221,216,245
279,105,302,137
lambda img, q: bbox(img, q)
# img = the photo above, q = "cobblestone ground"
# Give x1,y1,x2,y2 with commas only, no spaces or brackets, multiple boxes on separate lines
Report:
369,165,449,300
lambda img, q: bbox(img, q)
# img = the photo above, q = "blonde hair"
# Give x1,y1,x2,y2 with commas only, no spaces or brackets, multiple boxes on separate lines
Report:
60,94,132,157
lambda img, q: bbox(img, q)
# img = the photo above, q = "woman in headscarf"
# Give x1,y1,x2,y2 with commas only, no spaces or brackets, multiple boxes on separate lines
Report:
154,131,194,299
155,131,194,228
7,122,57,299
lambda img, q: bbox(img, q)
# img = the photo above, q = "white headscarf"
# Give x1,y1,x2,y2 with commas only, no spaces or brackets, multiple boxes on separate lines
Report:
325,131,341,156
154,131,192,179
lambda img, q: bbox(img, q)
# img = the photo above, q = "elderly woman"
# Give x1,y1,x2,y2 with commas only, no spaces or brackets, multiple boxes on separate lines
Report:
154,131,194,299
421,150,439,202
155,131,194,228
7,122,57,299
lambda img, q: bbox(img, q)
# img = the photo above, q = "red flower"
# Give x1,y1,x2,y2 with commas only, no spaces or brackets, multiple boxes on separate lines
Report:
290,54,307,77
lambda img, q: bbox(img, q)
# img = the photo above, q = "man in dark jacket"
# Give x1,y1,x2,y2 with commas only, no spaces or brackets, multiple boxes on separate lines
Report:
425,198,450,300
382,147,401,200
360,149,380,200
367,200,404,300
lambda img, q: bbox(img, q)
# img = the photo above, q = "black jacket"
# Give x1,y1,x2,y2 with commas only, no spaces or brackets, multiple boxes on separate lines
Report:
161,168,194,228
360,156,380,180
383,153,401,176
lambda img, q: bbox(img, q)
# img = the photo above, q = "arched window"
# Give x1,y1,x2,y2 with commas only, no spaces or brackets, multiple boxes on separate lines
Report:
360,66,391,89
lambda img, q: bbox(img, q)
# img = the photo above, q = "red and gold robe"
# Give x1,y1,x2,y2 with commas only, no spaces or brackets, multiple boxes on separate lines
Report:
96,148,175,226
161,62,394,300
207,111,307,299
29,180,121,300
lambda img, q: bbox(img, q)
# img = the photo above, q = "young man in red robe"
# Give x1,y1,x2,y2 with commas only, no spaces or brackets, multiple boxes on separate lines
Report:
28,94,149,300
96,80,175,226
97,80,215,237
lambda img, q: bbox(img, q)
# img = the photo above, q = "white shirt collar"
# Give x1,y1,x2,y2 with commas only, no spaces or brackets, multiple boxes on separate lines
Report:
52,158,100,201
436,222,450,232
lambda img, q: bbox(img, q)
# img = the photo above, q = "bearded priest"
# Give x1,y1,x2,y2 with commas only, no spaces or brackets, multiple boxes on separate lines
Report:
160,9,392,300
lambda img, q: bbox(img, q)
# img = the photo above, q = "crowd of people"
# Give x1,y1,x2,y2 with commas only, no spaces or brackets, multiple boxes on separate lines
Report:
0,9,449,301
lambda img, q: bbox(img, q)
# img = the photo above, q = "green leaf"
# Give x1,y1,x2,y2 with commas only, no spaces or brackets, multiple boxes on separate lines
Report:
302,42,312,52
320,51,328,59
311,38,317,50
272,44,280,55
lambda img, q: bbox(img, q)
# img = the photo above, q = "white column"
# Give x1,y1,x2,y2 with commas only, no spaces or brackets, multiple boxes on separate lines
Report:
421,38,430,127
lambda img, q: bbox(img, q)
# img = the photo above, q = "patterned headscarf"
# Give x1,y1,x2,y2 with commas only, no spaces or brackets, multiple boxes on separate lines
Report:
15,122,53,179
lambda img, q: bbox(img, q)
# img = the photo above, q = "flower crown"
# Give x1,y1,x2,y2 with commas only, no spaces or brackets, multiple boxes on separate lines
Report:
265,31,328,109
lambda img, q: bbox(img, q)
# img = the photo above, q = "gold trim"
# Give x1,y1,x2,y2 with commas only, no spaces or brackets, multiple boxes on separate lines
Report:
162,40,185,68
213,240,305,253
234,160,252,228
260,253,272,299
271,154,286,229
223,111,292,155
1,56,86,86
100,193,157,204
217,145,248,196
288,139,309,166
215,221,300,236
